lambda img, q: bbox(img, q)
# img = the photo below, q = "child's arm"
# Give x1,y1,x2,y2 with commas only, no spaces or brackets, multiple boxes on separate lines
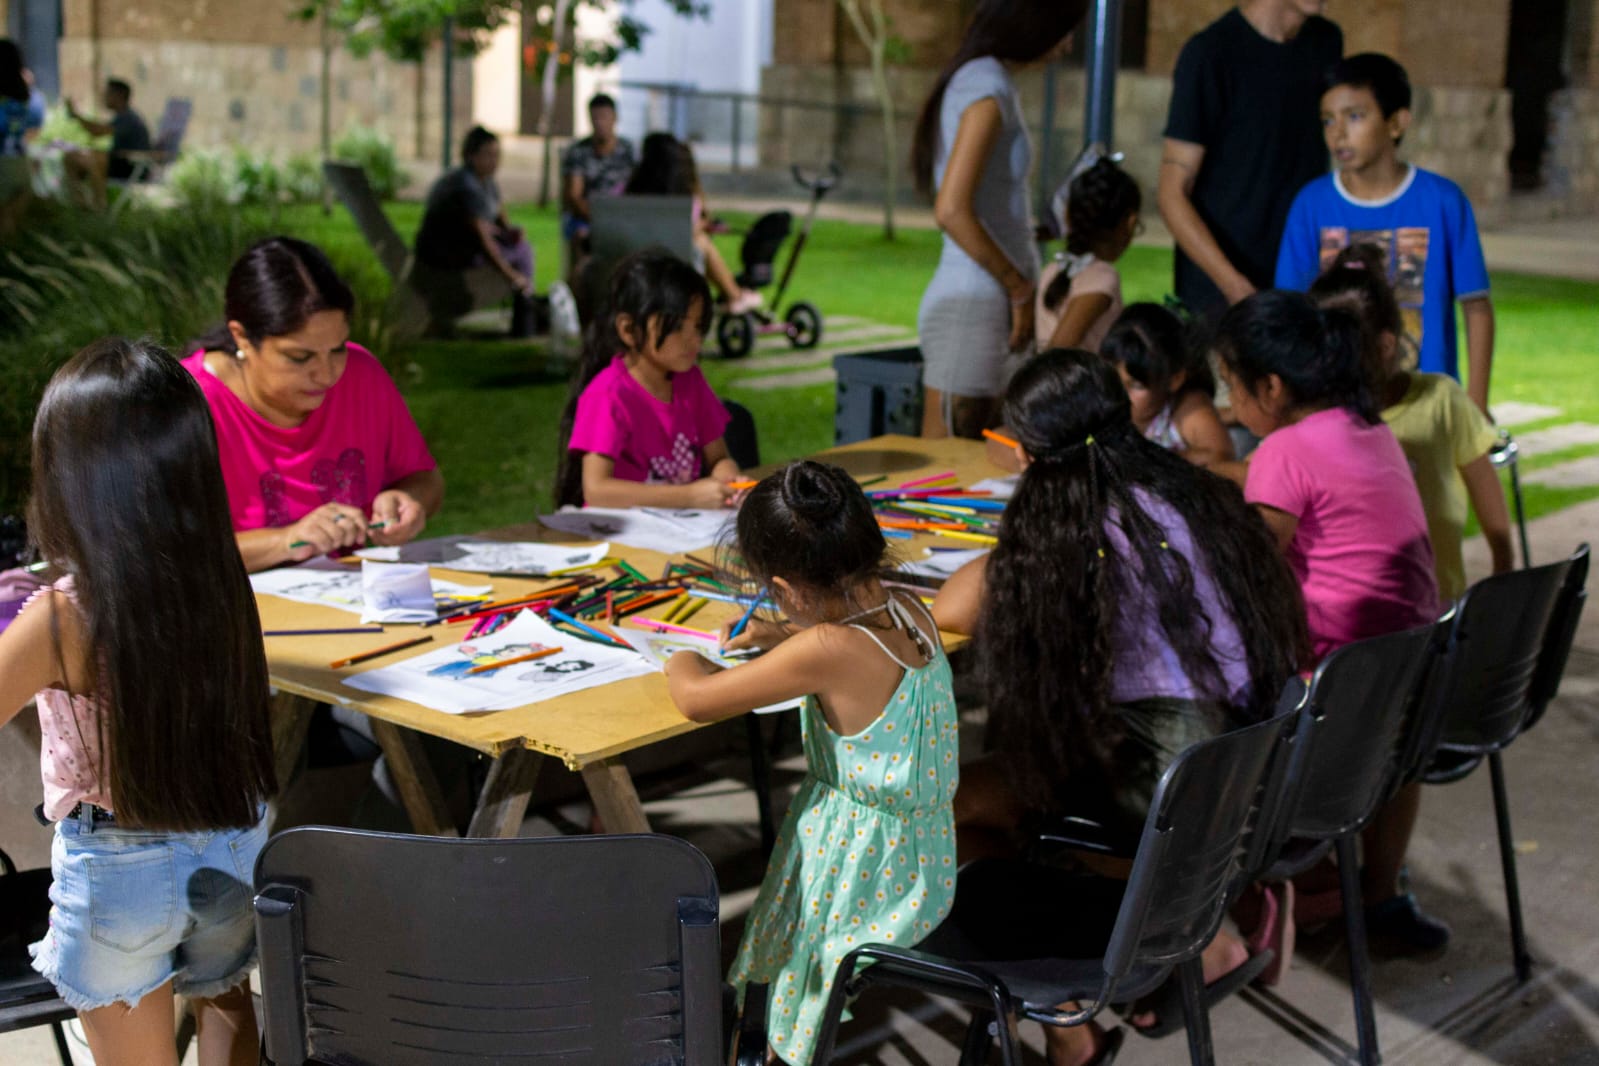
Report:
666,626,831,724
1172,391,1236,470
1046,293,1113,350
1461,452,1515,575
1461,296,1495,416
930,556,987,636
702,437,740,484
1253,505,1299,553
580,452,735,510
0,590,77,729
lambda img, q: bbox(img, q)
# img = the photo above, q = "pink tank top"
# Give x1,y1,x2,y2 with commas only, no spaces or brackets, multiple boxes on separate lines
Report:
21,579,114,819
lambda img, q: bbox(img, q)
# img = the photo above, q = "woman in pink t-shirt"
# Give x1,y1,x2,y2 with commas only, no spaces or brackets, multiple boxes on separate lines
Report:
184,237,443,572
555,250,741,509
1215,289,1450,952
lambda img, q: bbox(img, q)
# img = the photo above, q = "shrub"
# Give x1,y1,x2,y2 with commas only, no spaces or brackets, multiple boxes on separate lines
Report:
333,124,411,200
165,147,326,213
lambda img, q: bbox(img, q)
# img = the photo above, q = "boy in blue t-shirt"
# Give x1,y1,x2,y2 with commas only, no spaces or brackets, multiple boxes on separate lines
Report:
1276,53,1495,414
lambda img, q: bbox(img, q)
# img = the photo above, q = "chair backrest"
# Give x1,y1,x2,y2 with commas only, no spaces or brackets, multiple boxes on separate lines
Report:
1418,555,1573,756
254,828,726,1066
1524,543,1590,730
1101,711,1296,981
738,210,793,286
323,161,409,280
154,98,192,155
1267,623,1441,850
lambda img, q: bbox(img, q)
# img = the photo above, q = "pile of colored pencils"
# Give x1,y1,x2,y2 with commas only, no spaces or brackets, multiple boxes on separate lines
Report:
867,471,1005,546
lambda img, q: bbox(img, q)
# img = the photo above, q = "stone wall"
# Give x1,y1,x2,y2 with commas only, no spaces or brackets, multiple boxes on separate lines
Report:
56,0,472,163
1546,88,1599,212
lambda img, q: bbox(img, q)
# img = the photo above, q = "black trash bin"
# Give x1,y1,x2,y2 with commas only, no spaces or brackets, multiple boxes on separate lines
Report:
833,346,923,444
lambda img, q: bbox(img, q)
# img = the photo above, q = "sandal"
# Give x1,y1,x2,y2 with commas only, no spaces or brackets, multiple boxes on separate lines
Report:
1239,881,1295,987
1050,1025,1124,1066
1123,950,1274,1038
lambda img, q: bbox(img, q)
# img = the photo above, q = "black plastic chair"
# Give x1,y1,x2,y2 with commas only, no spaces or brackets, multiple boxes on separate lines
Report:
809,711,1298,1066
1256,622,1444,1066
0,847,72,1066
1413,546,1586,983
254,828,766,1065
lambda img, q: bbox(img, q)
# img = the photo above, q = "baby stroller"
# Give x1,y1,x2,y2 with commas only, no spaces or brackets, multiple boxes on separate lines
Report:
715,163,841,359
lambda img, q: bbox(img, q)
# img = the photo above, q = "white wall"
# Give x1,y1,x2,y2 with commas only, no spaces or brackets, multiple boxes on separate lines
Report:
472,11,523,134
616,0,773,94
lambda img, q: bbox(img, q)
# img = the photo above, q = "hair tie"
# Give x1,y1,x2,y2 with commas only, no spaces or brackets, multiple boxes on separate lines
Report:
1084,434,1096,447
1344,260,1367,270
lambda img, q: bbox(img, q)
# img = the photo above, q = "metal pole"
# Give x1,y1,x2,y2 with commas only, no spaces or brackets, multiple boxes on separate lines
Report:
1083,0,1122,148
441,16,456,171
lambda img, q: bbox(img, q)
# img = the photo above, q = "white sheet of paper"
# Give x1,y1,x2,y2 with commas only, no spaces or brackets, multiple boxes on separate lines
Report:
619,629,799,715
352,540,609,576
969,476,1019,500
343,611,655,714
899,547,990,580
361,562,438,623
539,506,735,553
250,559,490,618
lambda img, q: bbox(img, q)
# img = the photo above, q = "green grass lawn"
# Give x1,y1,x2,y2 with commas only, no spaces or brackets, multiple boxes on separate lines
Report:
271,202,1599,538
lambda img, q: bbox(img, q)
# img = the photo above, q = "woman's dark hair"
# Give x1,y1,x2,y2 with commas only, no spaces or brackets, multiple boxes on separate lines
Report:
911,0,1088,199
461,124,498,162
978,349,1307,814
1101,302,1214,398
625,131,699,196
0,39,27,103
554,249,713,507
197,236,355,353
1211,289,1377,424
734,460,887,594
1042,158,1142,311
1308,243,1406,387
28,338,277,831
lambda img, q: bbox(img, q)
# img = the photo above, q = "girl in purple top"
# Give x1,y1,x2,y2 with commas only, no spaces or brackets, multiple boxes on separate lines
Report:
557,250,742,508
933,351,1308,1062
1214,289,1449,951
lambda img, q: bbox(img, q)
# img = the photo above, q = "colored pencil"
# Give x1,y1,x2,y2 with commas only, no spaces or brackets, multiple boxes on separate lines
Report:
547,559,609,576
613,589,687,618
329,634,433,668
548,608,632,648
606,589,615,624
617,560,650,584
880,529,913,539
289,520,388,549
444,601,549,627
982,428,1020,449
683,586,775,609
675,598,708,625
925,496,1007,512
626,617,720,642
729,595,761,640
932,529,999,545
264,626,385,637
465,646,563,674
857,475,888,487
728,479,759,490
684,554,718,572
897,471,957,489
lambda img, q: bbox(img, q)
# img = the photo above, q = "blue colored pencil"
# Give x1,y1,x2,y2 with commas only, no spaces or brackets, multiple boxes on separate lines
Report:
548,608,631,649
729,595,761,640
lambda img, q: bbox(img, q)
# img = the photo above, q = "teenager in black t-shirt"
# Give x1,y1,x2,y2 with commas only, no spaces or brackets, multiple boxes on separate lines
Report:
1157,1,1342,317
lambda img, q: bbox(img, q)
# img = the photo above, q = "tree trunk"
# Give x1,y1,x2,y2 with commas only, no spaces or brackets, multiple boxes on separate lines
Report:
320,7,334,215
538,0,573,208
869,40,896,241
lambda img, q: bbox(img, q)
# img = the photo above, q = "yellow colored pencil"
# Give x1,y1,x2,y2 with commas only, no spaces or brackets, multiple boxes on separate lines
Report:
933,528,999,546
675,597,708,626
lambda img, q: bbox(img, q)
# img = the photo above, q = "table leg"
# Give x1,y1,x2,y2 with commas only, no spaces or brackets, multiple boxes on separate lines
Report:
465,747,545,838
580,758,652,834
268,693,317,795
369,719,459,838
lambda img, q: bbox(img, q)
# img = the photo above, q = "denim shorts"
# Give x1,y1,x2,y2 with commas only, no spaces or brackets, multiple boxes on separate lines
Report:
29,807,268,1011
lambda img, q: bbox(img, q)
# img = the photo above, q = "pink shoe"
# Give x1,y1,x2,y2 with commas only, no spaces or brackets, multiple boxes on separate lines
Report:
727,291,764,315
1241,882,1296,987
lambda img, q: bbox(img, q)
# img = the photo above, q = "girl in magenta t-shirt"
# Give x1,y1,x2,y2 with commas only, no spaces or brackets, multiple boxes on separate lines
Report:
556,250,742,509
1214,288,1450,952
184,237,443,573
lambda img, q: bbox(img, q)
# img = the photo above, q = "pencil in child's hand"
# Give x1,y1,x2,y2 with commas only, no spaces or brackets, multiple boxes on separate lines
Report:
729,595,761,641
728,479,758,491
329,634,434,668
465,646,563,674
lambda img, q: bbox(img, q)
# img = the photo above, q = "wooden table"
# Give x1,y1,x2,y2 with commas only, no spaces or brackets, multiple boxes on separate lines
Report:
260,435,1001,839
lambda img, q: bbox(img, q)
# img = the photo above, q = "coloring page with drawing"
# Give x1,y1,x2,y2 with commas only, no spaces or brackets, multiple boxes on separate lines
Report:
343,610,655,714
540,506,735,553
250,558,491,618
621,629,800,716
355,539,610,576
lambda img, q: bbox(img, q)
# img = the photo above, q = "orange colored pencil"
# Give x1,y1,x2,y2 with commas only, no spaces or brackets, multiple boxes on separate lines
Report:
982,427,1020,449
465,646,563,674
728,479,759,490
329,634,434,669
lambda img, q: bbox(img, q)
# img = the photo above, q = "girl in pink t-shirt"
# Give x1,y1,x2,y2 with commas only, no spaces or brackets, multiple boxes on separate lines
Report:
1,338,275,1064
1214,288,1450,952
1035,157,1140,352
187,237,443,573
557,250,742,508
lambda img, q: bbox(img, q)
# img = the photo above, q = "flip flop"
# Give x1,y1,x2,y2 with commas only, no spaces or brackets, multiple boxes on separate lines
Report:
1123,949,1275,1039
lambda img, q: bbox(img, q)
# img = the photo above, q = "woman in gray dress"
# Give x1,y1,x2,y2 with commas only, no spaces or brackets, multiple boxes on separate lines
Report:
910,0,1087,439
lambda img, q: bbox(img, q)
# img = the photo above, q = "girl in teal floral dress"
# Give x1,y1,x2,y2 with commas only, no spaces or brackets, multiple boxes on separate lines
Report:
666,460,960,1065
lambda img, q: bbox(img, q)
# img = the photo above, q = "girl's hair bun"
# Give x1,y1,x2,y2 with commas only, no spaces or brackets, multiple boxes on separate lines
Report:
780,460,844,520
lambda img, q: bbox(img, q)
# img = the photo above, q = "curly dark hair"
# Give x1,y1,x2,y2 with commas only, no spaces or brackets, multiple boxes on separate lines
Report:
1211,289,1378,425
733,460,888,596
977,350,1308,814
1308,243,1406,388
1041,158,1141,310
1101,302,1214,399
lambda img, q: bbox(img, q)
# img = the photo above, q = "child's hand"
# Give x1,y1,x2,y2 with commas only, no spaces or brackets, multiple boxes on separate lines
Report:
686,477,736,509
721,616,788,652
369,489,427,546
285,503,368,561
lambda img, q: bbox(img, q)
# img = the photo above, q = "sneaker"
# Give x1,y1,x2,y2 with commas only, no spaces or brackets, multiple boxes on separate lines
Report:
727,290,764,315
1366,892,1451,952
